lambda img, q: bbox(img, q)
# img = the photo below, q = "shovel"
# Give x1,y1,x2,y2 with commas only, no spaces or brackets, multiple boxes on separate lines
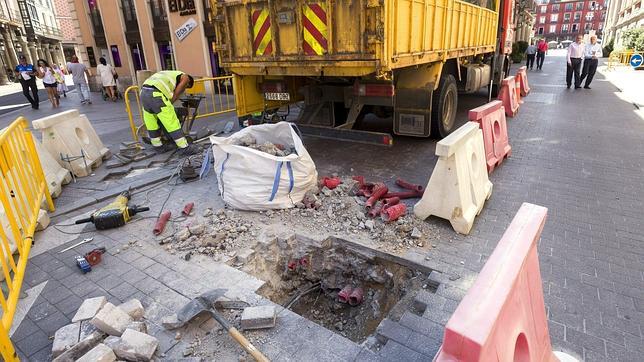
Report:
162,289,269,362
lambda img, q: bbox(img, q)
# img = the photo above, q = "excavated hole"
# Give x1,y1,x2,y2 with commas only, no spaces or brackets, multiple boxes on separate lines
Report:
242,235,429,343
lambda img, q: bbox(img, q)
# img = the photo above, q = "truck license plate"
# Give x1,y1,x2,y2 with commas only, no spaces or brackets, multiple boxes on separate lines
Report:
264,92,290,101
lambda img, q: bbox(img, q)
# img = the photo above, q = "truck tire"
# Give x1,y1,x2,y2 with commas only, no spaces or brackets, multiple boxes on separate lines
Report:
431,74,458,138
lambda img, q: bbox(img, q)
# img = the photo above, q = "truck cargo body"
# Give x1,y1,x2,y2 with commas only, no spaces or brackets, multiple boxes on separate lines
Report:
212,0,512,139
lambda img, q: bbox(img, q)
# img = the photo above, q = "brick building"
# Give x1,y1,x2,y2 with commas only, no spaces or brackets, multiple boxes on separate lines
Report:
535,0,608,41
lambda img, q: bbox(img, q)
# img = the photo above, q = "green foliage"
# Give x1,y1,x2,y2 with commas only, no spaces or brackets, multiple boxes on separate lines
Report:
510,41,529,63
622,28,644,51
602,39,614,58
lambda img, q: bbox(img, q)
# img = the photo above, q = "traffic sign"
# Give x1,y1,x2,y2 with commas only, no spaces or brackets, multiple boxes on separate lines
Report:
630,53,643,68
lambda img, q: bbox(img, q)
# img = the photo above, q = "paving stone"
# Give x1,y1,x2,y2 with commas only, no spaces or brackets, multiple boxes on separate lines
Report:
35,310,71,335
398,311,444,341
15,329,51,357
91,302,133,336
241,305,277,330
119,299,144,320
52,322,81,358
377,339,426,362
73,296,108,322
375,319,412,345
52,330,106,362
412,290,447,314
127,321,148,334
108,282,139,301
76,343,116,362
106,328,159,361
11,317,40,342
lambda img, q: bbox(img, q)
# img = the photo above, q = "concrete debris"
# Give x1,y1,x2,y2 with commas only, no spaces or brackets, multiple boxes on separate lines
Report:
76,343,116,362
365,220,375,231
410,228,422,239
203,208,213,217
177,228,191,241
72,296,107,323
91,302,133,336
52,323,80,358
126,321,148,334
52,330,105,362
240,305,276,330
235,248,255,264
189,223,206,236
119,299,144,320
108,329,159,362
233,134,294,156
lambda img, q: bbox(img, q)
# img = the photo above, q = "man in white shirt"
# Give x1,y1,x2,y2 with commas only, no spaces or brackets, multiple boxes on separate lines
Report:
566,35,585,89
580,35,602,89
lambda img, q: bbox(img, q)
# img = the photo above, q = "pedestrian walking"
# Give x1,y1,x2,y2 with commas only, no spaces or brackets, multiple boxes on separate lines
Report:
53,64,68,97
66,55,92,104
14,55,39,109
525,41,537,70
566,35,585,89
580,35,602,89
97,57,117,101
36,59,60,108
536,39,548,70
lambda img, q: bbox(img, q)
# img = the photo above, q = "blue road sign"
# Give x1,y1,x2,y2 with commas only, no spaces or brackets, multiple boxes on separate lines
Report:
630,53,643,68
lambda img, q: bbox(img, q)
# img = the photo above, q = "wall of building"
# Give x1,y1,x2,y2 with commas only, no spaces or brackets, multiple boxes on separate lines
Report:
535,0,607,42
603,0,643,48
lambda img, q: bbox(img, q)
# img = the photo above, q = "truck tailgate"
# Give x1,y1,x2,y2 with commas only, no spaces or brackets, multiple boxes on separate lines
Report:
213,0,379,65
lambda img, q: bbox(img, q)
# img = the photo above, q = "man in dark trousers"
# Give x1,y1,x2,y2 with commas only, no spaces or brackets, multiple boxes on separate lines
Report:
566,35,585,89
580,35,602,89
536,39,548,70
14,55,39,109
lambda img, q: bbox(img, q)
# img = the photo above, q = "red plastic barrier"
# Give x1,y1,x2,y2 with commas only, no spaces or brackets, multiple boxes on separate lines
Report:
435,203,556,362
516,66,531,96
497,76,519,117
468,100,512,174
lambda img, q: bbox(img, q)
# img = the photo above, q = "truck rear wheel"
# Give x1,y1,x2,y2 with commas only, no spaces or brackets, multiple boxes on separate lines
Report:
431,74,458,138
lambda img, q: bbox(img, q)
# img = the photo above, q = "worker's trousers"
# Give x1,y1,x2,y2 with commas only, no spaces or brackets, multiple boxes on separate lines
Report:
140,87,188,148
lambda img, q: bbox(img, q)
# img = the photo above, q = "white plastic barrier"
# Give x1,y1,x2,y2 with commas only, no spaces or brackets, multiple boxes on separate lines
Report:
32,134,72,198
32,110,110,177
414,122,493,234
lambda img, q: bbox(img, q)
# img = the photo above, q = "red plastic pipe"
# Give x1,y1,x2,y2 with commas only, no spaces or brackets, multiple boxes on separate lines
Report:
338,285,353,304
349,287,364,306
321,177,342,190
396,178,424,193
182,202,194,216
381,204,407,222
382,197,400,207
365,183,388,209
153,211,172,235
383,191,423,199
368,202,384,218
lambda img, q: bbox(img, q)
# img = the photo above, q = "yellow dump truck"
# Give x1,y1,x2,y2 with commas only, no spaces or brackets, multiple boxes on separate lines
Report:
211,0,515,141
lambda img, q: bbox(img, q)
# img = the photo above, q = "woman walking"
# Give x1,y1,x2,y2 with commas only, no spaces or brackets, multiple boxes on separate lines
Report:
97,57,117,101
53,64,68,97
36,59,60,108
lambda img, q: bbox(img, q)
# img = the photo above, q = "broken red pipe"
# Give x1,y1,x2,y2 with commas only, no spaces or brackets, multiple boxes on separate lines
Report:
365,183,388,209
287,260,298,271
320,177,342,190
367,201,384,218
181,202,194,216
153,211,172,235
396,178,424,193
338,285,353,304
381,203,407,222
383,191,423,199
382,197,400,207
348,287,364,306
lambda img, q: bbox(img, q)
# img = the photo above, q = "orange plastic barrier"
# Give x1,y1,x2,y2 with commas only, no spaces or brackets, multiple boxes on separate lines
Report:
516,66,531,96
514,78,524,104
435,203,557,362
468,100,512,174
497,76,519,117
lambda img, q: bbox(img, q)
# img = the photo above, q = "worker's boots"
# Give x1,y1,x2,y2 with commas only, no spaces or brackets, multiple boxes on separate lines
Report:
153,143,177,154
177,144,202,157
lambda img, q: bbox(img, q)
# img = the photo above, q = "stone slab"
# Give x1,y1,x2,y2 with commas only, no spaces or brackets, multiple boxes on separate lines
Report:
91,302,133,336
240,305,276,330
52,323,80,358
119,299,144,320
72,296,107,323
76,343,117,362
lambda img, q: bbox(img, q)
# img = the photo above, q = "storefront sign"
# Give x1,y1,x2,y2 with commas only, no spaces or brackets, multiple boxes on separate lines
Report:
175,18,198,42
168,0,197,16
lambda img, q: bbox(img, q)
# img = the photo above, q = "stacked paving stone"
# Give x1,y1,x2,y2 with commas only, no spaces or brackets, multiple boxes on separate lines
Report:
51,296,159,361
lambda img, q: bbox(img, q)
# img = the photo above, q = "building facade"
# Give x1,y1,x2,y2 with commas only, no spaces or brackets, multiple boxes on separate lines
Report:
603,0,644,48
0,0,65,83
535,0,607,41
66,0,221,89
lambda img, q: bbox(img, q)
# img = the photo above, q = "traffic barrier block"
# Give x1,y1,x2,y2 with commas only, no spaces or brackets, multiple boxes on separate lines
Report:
435,203,557,362
414,122,492,234
517,66,531,96
497,76,519,117
32,134,72,198
32,110,111,177
468,100,512,174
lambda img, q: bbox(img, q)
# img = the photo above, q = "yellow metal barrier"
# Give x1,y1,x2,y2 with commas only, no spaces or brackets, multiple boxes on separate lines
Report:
607,50,638,70
124,76,236,142
0,117,54,361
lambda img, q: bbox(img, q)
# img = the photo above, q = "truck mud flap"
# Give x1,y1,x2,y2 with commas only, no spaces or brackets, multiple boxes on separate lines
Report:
296,124,393,147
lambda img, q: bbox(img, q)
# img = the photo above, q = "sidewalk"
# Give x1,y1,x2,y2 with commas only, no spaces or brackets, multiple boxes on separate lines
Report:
597,64,644,119
9,50,644,361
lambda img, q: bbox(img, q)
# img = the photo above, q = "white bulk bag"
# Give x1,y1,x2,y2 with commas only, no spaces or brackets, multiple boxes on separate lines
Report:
210,122,318,210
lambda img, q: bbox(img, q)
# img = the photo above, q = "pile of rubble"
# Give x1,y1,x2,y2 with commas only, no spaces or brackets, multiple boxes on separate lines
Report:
159,176,438,261
52,296,157,362
232,134,295,157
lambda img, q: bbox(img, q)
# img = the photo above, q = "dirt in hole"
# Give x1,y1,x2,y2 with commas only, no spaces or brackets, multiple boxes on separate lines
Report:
241,235,427,343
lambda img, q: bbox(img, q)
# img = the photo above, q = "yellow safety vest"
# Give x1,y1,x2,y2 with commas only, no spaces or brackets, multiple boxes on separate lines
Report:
143,70,184,100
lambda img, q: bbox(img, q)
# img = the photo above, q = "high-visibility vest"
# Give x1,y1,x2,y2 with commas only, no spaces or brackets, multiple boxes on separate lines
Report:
143,70,184,99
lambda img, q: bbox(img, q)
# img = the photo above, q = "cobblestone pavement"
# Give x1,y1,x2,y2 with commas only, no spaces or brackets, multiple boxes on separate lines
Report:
11,51,644,361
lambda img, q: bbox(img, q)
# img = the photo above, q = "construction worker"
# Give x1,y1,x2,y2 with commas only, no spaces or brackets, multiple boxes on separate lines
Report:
140,70,199,155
